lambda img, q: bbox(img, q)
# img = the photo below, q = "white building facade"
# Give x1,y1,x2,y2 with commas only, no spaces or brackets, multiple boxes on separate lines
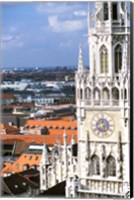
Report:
66,1,130,198
40,132,78,192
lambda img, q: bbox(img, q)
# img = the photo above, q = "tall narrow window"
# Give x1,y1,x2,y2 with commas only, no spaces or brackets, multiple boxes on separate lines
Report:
124,88,127,99
94,88,100,100
91,155,100,175
115,44,122,73
112,3,118,20
80,89,83,99
103,88,110,100
85,87,91,99
100,45,108,74
103,2,109,20
112,87,119,100
107,156,116,176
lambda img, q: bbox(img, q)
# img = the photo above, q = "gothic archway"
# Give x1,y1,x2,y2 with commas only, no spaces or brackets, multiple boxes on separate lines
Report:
80,89,83,99
100,45,108,74
91,155,100,175
124,88,127,99
94,88,100,100
85,87,91,99
114,44,122,73
106,155,116,177
112,87,119,100
103,2,109,20
102,87,110,100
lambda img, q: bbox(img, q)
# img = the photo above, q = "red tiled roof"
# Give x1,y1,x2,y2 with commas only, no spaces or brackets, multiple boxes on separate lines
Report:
1,153,42,175
26,119,77,130
48,129,77,135
2,102,35,109
0,134,77,146
2,94,14,99
0,123,19,135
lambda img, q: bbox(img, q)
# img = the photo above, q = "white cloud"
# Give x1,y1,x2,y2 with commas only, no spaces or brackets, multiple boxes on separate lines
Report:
2,34,24,50
36,3,69,15
73,10,87,17
48,15,86,33
36,3,87,16
59,40,73,48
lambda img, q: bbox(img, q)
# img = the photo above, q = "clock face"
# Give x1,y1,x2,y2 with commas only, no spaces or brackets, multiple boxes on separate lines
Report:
91,113,114,138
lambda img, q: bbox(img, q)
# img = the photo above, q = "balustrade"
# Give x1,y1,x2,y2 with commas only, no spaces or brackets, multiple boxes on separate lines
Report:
83,100,119,106
79,179,124,195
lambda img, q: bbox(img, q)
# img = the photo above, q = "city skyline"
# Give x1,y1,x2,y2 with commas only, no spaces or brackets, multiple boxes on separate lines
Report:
1,2,93,68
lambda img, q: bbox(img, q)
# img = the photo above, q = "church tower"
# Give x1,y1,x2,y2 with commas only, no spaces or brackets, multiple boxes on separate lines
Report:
75,2,130,198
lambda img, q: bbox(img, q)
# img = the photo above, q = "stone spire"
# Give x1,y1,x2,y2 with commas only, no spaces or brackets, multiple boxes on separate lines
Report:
63,129,67,178
78,45,84,73
117,131,123,179
63,129,67,146
85,131,91,176
122,2,129,74
71,133,75,145
41,143,49,165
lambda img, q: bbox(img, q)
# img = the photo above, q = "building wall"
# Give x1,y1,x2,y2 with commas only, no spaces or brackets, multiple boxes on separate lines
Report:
66,2,130,198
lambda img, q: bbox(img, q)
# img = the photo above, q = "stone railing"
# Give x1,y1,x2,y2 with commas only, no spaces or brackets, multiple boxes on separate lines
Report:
84,100,119,107
79,178,124,196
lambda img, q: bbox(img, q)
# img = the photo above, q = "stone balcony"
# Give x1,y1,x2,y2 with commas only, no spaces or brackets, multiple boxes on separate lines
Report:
83,100,120,107
78,178,125,197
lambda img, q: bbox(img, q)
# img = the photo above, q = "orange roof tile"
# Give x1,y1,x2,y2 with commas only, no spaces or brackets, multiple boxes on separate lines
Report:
2,93,15,99
0,123,19,135
2,102,35,109
0,134,77,146
26,119,77,130
1,153,42,176
48,129,77,135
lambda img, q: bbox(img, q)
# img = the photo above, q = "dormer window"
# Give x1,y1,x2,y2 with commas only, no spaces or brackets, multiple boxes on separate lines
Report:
112,3,118,20
103,2,108,21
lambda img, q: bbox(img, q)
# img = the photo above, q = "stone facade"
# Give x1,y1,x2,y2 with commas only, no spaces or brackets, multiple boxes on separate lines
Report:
40,2,130,198
40,132,78,192
66,2,130,198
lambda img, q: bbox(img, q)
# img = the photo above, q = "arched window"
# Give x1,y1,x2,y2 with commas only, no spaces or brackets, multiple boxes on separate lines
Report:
124,88,127,99
80,89,83,99
91,155,100,175
107,156,116,176
112,87,119,100
112,3,118,20
115,44,122,73
85,87,91,99
100,45,108,74
94,88,100,100
103,3,109,20
103,88,110,100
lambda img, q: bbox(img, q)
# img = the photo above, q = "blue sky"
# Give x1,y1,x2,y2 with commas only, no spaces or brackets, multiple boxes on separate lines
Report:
2,2,90,68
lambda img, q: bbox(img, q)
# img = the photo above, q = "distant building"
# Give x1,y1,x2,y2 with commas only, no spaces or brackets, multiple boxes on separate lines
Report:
1,93,15,105
1,144,44,176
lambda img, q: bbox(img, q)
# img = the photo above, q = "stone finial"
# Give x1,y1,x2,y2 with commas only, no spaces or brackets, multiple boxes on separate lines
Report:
71,133,75,145
78,44,84,72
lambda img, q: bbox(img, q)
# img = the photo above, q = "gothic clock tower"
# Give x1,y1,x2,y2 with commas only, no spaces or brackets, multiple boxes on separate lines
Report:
74,2,130,198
